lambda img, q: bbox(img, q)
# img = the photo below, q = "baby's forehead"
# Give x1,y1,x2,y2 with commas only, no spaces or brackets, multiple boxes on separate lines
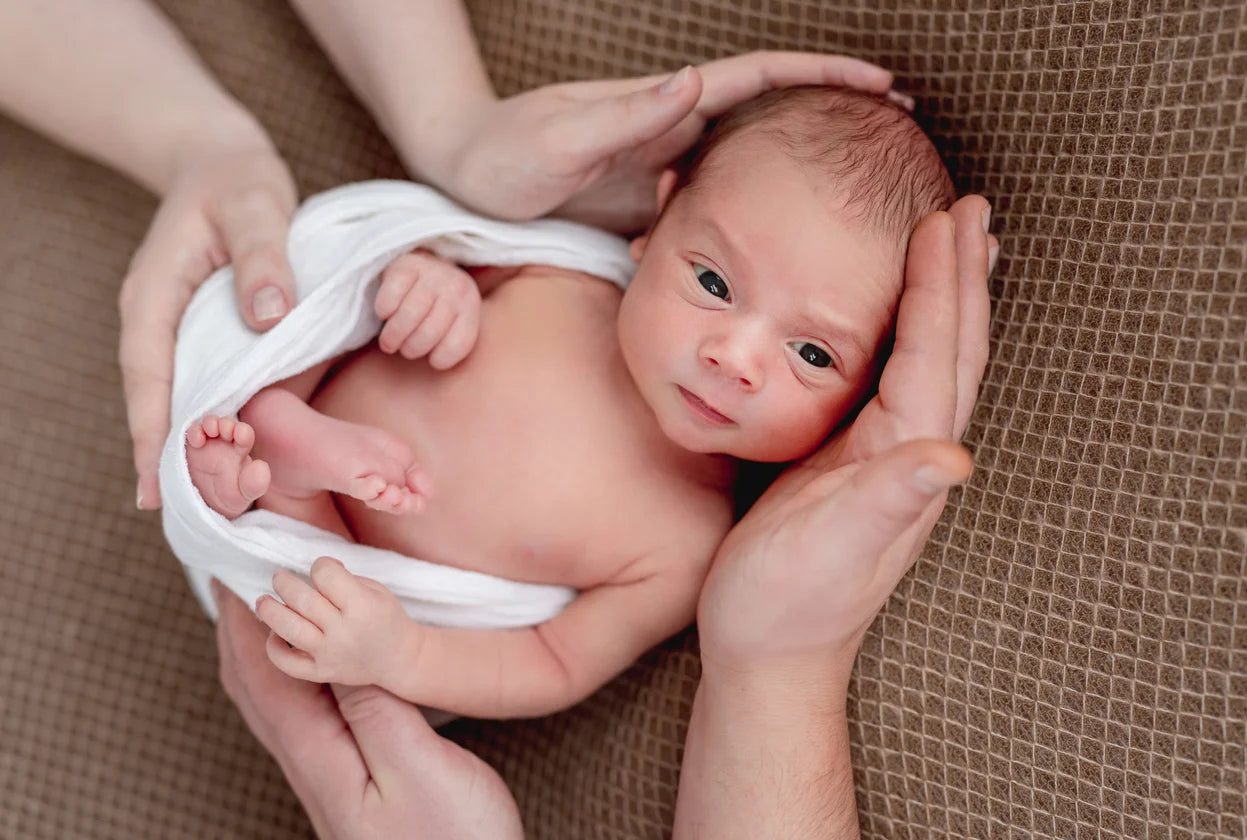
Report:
677,181,905,311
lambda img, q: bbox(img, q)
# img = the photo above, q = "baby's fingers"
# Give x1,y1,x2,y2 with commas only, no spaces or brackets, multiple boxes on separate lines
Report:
375,263,418,321
265,632,321,682
427,307,479,370
378,284,435,353
399,298,455,360
309,556,365,612
255,593,323,652
272,569,338,630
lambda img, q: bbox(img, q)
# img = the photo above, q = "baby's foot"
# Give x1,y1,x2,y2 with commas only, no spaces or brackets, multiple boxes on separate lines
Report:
186,415,271,518
242,387,430,515
330,424,429,515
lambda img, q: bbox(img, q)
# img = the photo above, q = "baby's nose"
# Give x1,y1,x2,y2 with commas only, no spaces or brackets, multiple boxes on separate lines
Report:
700,338,761,390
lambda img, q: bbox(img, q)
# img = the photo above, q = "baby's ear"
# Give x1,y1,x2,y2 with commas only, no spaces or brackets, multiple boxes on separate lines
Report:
656,168,679,212
629,233,649,262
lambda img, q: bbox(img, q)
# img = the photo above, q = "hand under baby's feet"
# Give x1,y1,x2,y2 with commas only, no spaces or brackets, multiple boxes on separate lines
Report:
186,415,271,518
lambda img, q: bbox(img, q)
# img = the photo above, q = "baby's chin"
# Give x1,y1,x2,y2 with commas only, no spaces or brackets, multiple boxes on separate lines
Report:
659,416,828,464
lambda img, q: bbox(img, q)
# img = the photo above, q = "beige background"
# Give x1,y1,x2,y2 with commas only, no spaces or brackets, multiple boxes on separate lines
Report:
0,1,1242,837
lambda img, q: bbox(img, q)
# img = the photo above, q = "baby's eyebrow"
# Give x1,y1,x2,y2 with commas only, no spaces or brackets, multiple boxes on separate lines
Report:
703,217,748,276
804,306,870,369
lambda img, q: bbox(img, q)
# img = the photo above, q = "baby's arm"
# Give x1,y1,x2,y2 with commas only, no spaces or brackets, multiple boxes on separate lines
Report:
259,551,709,719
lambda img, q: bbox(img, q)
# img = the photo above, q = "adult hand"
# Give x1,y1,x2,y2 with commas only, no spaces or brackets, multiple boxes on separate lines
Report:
697,197,995,674
213,579,523,840
422,52,906,234
119,139,297,510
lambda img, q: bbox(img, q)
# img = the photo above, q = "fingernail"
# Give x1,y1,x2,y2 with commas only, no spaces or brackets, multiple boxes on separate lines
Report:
981,206,992,234
252,286,287,322
660,65,691,96
136,483,144,510
988,242,1000,275
886,90,915,111
913,464,959,494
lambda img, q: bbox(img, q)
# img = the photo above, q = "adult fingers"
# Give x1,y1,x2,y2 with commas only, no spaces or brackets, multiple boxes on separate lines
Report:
948,196,993,438
118,221,214,510
809,439,972,591
880,211,960,438
212,185,297,331
331,683,442,797
694,52,893,116
212,580,370,796
885,89,916,112
549,65,703,167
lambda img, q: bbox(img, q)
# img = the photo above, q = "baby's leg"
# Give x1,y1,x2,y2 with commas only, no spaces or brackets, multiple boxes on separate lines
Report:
240,386,430,515
187,357,428,521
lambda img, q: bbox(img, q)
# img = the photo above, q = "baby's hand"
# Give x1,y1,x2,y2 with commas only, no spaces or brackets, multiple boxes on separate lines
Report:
257,557,417,687
375,249,481,369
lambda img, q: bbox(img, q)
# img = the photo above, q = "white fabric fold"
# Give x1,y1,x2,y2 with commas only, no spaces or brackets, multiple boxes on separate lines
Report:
159,180,635,628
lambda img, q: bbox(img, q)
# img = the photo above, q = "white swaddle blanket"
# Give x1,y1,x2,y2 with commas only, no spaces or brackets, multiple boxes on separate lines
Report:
160,180,635,628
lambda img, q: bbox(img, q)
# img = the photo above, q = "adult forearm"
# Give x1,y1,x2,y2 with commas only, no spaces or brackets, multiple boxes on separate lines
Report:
0,0,269,195
674,654,862,840
287,0,495,180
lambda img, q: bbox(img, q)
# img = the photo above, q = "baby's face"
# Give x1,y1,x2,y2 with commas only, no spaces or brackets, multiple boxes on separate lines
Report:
617,138,901,462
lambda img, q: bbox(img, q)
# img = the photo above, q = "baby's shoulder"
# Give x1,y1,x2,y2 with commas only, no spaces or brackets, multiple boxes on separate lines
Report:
626,469,735,573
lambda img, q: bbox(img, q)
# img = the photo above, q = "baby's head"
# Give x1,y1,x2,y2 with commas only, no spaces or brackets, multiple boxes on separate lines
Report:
617,85,954,462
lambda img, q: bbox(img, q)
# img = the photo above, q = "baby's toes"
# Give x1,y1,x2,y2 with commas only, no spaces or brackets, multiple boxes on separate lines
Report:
394,487,425,515
361,483,423,514
218,417,236,443
238,458,271,502
405,466,432,498
232,421,256,453
372,485,406,512
202,414,220,438
347,474,388,503
187,422,208,448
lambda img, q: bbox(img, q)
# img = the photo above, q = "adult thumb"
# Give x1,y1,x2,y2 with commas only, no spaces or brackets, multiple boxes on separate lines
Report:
332,684,439,789
813,439,973,582
559,65,703,164
212,185,298,331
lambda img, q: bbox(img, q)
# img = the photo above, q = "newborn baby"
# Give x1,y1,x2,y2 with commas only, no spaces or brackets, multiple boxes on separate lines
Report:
186,86,954,719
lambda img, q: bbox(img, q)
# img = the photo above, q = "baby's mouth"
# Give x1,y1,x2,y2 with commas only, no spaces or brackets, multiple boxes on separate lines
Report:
678,386,734,426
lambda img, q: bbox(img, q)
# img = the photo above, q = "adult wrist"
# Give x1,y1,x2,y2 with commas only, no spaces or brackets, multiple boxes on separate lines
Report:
697,643,858,725
389,84,496,190
156,98,276,195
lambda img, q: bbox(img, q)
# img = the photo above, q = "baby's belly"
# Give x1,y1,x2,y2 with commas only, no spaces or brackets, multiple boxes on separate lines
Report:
310,272,648,588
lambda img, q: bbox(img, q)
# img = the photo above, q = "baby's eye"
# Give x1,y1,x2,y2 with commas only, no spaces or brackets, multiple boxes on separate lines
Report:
693,264,730,301
791,341,834,369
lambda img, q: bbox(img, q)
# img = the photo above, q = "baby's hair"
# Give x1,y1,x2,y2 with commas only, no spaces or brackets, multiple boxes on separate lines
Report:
669,85,955,244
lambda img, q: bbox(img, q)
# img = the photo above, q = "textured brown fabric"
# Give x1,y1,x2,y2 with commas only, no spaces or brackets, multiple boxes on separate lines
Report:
1,1,1242,838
